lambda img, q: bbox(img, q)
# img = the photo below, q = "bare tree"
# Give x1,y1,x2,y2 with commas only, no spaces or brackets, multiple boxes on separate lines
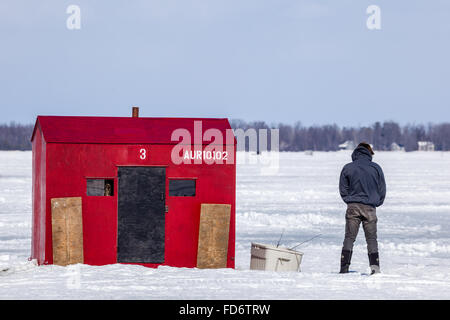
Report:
1,120,449,152
230,120,450,152
0,123,33,150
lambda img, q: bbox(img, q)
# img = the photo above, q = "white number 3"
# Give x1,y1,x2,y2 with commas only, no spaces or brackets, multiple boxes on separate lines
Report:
139,148,147,160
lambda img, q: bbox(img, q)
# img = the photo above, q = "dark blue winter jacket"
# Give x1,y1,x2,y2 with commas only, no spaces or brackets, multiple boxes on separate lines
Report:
339,146,386,208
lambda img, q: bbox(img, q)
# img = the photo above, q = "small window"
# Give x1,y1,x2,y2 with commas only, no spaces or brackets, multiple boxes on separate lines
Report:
169,179,196,197
87,179,114,196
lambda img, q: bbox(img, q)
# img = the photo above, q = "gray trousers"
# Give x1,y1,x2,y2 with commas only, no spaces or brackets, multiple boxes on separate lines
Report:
342,203,378,254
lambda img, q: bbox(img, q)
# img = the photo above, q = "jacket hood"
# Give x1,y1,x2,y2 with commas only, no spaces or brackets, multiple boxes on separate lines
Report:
352,146,373,161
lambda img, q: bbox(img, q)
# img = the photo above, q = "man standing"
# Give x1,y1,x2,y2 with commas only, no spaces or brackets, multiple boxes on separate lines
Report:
339,142,386,274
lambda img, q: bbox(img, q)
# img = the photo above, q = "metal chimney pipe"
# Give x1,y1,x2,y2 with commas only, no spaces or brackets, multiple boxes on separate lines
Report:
132,106,139,118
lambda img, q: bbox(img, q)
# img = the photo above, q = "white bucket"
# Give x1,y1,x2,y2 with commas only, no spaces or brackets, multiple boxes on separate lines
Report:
250,242,303,272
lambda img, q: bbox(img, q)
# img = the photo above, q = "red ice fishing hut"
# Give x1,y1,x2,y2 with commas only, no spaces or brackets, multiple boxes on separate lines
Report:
31,108,236,268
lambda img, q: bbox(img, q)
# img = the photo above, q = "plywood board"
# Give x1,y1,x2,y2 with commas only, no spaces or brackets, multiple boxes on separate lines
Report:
51,197,84,266
197,203,231,269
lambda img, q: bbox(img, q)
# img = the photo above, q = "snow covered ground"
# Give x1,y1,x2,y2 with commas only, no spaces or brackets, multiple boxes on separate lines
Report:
1,150,449,299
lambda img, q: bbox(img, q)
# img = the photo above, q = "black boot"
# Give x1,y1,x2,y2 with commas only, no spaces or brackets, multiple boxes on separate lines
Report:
368,252,380,274
340,249,352,273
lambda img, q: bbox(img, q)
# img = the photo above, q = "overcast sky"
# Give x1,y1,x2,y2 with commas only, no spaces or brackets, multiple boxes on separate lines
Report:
0,1,449,126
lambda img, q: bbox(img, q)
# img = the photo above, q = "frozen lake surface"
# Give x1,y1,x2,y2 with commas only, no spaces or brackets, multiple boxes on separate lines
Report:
0,151,449,299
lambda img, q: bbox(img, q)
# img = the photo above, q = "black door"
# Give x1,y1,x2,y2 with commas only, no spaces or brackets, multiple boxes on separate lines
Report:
117,167,166,263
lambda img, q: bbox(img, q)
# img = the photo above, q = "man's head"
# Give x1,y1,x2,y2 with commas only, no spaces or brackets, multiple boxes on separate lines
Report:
357,142,374,155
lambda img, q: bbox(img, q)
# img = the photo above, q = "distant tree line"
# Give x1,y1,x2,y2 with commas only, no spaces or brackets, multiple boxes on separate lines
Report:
230,120,450,152
1,121,450,151
0,123,33,150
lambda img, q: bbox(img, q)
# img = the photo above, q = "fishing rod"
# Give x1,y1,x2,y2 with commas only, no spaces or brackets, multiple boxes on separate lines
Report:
276,229,285,248
289,234,322,250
